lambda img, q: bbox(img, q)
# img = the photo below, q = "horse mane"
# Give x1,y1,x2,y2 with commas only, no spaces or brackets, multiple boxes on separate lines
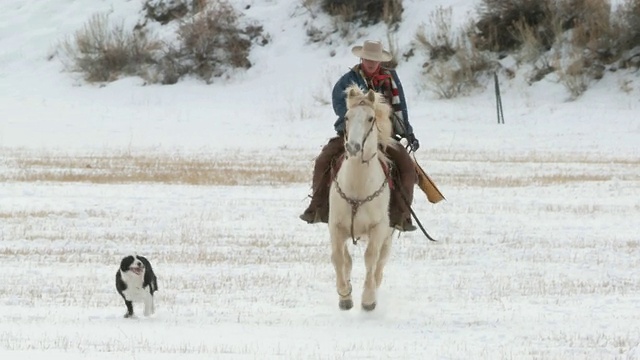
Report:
344,84,394,148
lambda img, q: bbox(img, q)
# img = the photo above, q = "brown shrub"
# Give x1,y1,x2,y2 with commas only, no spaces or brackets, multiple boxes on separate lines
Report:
415,6,456,62
475,0,554,53
417,8,496,99
154,0,267,84
144,0,189,24
322,0,403,26
61,13,162,83
615,0,640,51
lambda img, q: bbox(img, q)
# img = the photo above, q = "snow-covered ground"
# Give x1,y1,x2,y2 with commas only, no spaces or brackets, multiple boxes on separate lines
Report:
1,0,639,359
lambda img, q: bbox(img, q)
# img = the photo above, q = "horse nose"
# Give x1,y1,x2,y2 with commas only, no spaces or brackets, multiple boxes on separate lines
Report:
345,142,361,156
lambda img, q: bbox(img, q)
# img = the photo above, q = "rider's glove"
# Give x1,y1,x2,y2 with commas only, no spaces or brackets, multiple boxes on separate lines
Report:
407,133,420,152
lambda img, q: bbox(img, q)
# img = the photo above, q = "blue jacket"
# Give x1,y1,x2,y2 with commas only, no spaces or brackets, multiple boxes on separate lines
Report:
332,66,413,138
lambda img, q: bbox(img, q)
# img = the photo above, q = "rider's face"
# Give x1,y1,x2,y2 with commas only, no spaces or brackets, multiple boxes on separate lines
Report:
361,58,381,74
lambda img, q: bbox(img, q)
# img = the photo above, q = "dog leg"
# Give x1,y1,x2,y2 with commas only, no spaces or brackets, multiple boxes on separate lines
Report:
124,300,134,318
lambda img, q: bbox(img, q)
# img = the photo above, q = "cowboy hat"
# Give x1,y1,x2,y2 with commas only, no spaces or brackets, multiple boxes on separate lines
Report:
351,40,392,62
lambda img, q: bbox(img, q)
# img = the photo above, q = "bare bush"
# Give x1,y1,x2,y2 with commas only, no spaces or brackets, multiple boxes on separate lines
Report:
61,13,162,83
61,1,266,85
154,0,266,84
416,8,495,99
559,0,616,65
422,41,495,99
475,0,554,53
144,0,189,24
511,18,549,63
615,0,640,51
540,0,614,97
383,32,399,69
415,6,456,62
322,0,403,26
553,46,591,99
527,56,555,83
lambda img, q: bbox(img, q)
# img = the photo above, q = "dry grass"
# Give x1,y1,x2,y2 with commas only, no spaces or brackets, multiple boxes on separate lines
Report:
2,149,638,187
421,148,640,165
447,173,614,188
0,152,309,185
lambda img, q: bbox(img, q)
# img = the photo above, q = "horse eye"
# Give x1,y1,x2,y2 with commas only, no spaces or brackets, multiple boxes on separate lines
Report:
368,116,374,123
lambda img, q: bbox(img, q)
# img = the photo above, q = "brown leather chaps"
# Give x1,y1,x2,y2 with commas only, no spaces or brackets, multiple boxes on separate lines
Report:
302,135,416,226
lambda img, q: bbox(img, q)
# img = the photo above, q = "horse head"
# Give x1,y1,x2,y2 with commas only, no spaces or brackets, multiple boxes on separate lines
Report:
343,85,393,158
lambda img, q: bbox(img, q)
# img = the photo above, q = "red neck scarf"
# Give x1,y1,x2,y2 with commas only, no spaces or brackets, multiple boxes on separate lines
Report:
361,65,391,89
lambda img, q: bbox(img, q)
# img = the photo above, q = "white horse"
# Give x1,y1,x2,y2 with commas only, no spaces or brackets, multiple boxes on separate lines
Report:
328,84,395,311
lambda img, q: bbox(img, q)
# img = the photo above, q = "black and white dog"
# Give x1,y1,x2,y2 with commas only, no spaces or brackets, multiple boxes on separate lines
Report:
115,255,158,318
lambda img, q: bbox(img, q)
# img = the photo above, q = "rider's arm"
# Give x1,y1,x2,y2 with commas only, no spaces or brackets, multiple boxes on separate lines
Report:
332,71,360,135
391,70,413,136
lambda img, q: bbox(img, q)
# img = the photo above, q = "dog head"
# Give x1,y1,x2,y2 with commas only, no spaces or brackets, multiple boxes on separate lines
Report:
119,255,146,276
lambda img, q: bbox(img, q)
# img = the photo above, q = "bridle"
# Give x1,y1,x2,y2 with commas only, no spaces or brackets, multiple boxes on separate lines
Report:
343,103,380,165
335,103,388,244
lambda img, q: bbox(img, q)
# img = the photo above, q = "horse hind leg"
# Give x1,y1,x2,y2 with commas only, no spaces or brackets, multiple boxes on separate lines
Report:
331,237,353,310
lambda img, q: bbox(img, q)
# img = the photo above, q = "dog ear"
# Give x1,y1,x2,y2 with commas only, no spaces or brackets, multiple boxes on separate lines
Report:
137,256,156,288
136,255,151,268
120,255,134,271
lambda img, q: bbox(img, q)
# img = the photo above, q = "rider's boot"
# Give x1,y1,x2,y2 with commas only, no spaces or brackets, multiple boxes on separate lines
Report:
300,136,344,224
386,143,417,232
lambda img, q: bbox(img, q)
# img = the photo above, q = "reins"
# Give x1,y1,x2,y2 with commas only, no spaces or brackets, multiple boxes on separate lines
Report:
404,145,437,242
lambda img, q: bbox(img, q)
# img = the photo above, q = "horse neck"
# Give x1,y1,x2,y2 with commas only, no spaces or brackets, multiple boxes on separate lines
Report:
338,145,385,196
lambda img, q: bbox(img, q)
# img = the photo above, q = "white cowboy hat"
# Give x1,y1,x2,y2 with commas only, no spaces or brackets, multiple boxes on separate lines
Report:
351,40,392,62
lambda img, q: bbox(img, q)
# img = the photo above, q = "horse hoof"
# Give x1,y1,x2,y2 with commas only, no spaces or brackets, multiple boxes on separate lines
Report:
339,299,353,310
362,302,376,311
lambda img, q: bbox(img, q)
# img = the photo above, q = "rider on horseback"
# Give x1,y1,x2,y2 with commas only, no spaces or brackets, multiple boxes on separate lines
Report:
300,40,420,232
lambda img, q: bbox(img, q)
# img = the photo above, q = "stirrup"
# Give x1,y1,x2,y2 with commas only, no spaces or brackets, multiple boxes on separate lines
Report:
395,223,417,232
392,218,417,232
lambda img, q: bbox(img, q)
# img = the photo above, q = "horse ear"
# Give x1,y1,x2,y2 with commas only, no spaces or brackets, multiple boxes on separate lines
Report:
366,90,376,103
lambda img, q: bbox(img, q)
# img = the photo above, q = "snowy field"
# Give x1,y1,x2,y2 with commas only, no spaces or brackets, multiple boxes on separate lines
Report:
1,0,640,359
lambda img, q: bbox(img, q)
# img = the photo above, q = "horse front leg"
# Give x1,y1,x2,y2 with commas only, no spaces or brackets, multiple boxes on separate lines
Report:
361,226,385,311
331,232,353,310
375,235,392,288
